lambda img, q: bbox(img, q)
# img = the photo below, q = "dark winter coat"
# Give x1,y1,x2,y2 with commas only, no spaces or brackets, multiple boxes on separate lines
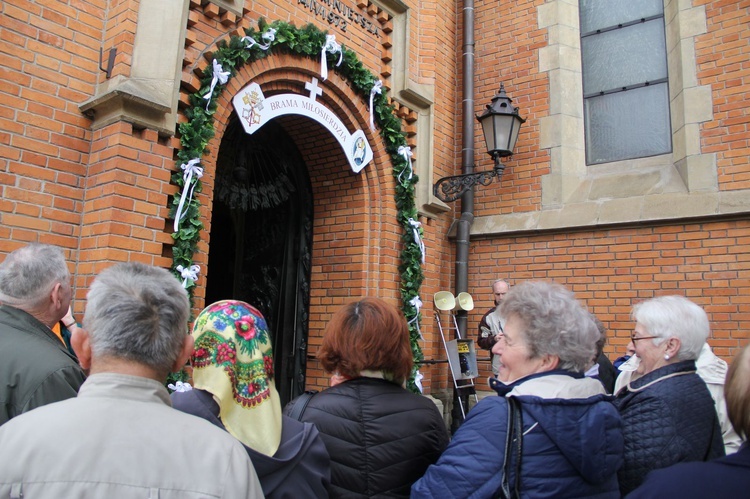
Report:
412,371,624,499
626,443,750,498
172,387,331,499
285,377,449,498
596,353,617,394
0,305,85,426
613,360,725,496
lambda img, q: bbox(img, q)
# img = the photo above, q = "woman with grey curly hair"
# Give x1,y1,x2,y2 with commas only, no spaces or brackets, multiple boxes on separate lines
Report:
413,281,624,498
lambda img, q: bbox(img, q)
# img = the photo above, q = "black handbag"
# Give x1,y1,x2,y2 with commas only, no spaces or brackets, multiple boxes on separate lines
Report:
497,396,524,499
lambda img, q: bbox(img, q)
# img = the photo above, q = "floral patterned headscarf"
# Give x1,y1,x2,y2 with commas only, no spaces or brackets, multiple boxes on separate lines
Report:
191,300,282,456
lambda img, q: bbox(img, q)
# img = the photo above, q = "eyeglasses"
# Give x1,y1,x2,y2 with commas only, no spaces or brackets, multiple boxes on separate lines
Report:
630,333,660,344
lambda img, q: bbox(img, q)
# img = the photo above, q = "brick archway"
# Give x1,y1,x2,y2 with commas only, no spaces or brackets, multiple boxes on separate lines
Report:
181,53,402,391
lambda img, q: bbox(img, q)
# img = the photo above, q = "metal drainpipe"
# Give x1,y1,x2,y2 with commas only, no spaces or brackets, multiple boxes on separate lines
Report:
451,0,475,432
455,0,475,337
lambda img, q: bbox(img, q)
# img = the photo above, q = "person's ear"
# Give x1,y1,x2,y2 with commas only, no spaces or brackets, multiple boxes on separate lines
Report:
172,335,194,373
71,327,92,370
50,282,64,311
540,354,560,371
665,337,681,359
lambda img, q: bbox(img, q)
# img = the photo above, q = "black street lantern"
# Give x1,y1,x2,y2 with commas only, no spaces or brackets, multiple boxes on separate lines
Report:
433,83,526,203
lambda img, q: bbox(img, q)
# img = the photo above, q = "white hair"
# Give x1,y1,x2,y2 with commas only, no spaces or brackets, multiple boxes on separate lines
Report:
0,243,70,310
83,262,189,374
631,295,709,361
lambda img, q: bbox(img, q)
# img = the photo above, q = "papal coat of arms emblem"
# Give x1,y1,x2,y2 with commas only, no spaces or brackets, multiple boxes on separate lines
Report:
241,89,264,127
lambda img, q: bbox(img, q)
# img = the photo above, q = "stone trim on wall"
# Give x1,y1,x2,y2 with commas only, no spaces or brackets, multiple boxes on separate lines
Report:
208,0,244,17
373,0,449,216
469,0,750,238
79,0,190,137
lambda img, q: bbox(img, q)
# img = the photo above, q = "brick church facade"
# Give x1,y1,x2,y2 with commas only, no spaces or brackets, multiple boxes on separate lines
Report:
1,0,748,404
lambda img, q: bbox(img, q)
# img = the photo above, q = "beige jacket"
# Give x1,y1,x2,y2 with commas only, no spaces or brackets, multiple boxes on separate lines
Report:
0,373,264,498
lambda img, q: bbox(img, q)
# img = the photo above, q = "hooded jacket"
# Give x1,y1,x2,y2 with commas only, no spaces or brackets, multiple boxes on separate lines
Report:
288,376,449,498
411,371,624,499
172,387,331,499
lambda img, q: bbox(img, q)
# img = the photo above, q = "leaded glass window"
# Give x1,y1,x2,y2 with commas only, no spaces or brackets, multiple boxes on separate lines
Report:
580,0,672,165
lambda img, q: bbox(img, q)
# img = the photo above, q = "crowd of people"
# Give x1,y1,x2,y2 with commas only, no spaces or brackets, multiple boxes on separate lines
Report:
0,243,747,498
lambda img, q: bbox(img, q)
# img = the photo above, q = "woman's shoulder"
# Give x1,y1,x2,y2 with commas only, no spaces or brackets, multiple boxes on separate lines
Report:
170,388,226,430
465,395,509,423
171,387,211,412
634,361,700,388
629,454,750,498
620,362,704,402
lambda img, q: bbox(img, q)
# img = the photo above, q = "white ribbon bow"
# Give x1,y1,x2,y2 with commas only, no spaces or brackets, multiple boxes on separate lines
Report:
414,370,424,393
203,59,231,110
369,80,382,130
397,145,414,186
408,295,424,340
176,264,200,288
167,381,193,392
173,159,204,233
408,217,426,264
320,34,343,81
241,27,276,51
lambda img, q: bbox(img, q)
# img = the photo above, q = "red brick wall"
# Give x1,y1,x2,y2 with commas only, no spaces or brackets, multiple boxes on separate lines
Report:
467,219,750,382
470,0,550,216
0,0,107,313
699,1,750,191
455,0,750,383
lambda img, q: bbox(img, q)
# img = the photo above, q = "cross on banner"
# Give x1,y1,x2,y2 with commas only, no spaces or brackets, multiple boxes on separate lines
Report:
305,77,323,101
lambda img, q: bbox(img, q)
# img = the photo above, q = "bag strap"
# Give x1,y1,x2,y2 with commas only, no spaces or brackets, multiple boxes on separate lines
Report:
509,396,524,498
286,390,318,421
498,396,524,499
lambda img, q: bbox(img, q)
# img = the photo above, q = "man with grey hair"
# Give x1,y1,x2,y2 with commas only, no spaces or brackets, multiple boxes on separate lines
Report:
0,243,86,426
0,262,263,497
477,278,510,376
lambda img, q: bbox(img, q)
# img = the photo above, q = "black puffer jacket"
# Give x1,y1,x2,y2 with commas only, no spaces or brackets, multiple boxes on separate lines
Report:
613,360,724,496
286,377,449,498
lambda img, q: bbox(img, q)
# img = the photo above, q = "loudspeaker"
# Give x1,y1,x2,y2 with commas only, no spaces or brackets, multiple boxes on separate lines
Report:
454,292,474,311
434,291,456,311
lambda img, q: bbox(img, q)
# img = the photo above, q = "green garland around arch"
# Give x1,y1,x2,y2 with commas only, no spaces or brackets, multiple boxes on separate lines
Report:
170,18,425,392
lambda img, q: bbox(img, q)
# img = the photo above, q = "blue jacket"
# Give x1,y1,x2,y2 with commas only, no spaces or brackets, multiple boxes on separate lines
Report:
613,360,725,496
626,443,750,498
412,371,624,498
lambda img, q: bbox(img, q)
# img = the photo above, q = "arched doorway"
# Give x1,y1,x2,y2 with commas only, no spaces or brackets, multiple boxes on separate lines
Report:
206,115,313,407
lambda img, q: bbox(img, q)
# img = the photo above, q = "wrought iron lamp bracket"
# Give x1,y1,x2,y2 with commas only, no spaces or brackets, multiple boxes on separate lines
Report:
433,160,506,203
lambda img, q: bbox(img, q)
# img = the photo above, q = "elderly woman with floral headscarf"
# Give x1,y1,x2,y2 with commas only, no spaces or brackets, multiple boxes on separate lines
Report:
171,300,330,498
